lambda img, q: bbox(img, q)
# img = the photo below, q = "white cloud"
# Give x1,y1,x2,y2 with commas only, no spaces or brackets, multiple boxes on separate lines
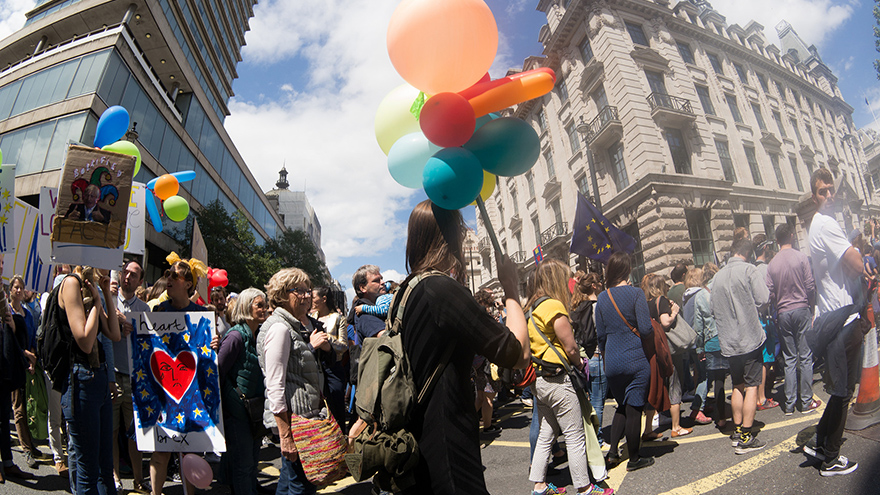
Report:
381,269,406,284
0,0,34,42
710,0,854,48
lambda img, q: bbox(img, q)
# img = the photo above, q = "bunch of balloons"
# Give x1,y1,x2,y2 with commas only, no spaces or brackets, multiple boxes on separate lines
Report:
145,170,196,232
207,267,229,290
94,106,142,176
375,0,556,210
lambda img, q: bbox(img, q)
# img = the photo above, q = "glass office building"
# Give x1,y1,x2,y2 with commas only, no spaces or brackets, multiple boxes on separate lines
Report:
0,0,281,276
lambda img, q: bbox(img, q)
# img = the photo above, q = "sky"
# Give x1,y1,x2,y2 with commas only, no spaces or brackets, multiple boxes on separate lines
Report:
0,0,878,301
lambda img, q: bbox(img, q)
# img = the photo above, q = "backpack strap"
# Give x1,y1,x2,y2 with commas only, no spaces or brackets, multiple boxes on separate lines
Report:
385,270,455,405
527,297,572,373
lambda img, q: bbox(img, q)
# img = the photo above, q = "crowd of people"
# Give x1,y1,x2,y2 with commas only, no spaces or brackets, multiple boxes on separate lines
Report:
0,166,873,495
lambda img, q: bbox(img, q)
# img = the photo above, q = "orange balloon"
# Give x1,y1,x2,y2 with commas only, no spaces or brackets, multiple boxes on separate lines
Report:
387,0,498,95
154,174,179,201
467,70,556,118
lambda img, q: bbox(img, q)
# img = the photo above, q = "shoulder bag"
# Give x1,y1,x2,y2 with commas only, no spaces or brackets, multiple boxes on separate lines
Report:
664,300,697,355
528,299,589,391
607,290,674,378
289,399,349,487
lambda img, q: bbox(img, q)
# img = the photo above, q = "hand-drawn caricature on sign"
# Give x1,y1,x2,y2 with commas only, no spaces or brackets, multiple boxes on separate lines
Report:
50,145,136,269
127,311,225,452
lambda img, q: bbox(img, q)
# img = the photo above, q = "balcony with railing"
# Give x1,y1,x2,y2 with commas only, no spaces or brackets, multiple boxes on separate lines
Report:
478,236,492,254
540,222,569,249
579,105,622,151
647,92,696,127
509,251,528,265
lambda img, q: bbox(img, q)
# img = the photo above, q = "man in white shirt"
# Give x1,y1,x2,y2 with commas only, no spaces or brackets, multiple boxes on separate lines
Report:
111,260,151,492
805,168,864,477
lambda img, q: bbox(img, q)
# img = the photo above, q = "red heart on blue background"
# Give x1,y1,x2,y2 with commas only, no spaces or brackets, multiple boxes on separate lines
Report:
150,349,197,403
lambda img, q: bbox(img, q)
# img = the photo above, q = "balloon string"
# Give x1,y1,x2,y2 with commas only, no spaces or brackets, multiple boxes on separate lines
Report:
409,92,426,120
476,196,503,257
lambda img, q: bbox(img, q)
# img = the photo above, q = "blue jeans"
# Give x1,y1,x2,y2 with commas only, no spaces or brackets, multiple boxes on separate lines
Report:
223,414,261,495
692,352,708,412
277,455,316,495
62,362,116,495
588,354,607,443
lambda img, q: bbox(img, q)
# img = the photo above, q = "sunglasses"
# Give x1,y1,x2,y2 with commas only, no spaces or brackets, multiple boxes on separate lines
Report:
164,269,190,282
289,287,312,296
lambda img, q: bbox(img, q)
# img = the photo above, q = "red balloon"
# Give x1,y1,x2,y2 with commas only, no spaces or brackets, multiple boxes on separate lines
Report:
419,93,476,148
207,268,228,289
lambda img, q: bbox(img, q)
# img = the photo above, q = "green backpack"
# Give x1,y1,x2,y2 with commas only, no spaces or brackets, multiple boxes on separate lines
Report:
346,270,454,492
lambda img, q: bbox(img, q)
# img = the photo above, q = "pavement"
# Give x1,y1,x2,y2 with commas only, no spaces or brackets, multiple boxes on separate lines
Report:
4,369,880,494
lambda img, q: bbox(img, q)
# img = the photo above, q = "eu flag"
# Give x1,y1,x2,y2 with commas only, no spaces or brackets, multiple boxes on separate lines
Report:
569,192,636,263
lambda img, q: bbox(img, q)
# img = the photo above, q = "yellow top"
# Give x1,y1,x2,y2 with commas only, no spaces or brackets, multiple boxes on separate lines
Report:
528,298,570,367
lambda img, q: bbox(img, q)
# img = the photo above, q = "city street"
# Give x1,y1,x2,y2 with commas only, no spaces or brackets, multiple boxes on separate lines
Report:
4,366,880,495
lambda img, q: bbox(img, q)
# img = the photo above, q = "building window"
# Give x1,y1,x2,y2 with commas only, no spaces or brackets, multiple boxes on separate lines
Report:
774,80,786,100
789,117,802,143
593,85,609,109
623,222,646,284
626,21,649,46
707,53,724,74
773,111,787,138
791,90,801,107
532,216,541,245
818,129,829,154
515,231,523,253
645,70,667,95
725,94,743,123
677,41,695,64
734,214,750,231
789,155,804,192
537,108,548,132
756,73,769,92
566,122,580,153
686,209,716,267
544,150,556,179
770,153,786,189
550,200,563,226
498,204,505,227
608,141,629,191
557,76,569,103
511,188,519,216
805,123,817,148
763,215,775,240
733,63,749,84
695,85,715,115
715,139,737,182
576,174,590,197
744,146,763,186
579,36,594,63
751,102,766,130
526,172,535,198
665,128,692,174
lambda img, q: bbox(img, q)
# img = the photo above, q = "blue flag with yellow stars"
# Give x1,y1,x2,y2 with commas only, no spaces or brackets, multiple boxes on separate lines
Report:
129,311,224,451
569,192,636,263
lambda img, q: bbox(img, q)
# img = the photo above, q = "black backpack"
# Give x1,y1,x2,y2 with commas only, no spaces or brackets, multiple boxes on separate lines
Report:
37,275,78,391
570,299,598,358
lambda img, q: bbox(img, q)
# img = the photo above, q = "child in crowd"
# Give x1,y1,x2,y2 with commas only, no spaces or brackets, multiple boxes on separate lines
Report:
354,281,398,318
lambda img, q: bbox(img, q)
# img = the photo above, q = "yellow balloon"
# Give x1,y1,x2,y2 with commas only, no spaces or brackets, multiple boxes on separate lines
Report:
375,84,423,155
471,170,496,205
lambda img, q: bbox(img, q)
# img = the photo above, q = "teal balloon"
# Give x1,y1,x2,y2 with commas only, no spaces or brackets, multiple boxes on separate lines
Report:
163,195,190,222
94,106,130,148
102,140,141,176
422,148,483,210
474,112,500,131
388,132,440,189
464,117,540,176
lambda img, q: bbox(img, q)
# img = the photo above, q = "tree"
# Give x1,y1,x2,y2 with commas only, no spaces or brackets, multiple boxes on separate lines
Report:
170,200,328,291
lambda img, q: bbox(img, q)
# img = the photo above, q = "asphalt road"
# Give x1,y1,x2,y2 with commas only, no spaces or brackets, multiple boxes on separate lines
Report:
4,369,880,494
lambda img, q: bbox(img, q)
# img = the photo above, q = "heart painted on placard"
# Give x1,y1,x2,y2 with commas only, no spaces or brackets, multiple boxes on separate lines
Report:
150,349,197,403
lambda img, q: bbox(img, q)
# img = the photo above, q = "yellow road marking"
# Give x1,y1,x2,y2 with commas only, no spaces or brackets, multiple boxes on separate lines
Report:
655,434,799,495
317,475,359,493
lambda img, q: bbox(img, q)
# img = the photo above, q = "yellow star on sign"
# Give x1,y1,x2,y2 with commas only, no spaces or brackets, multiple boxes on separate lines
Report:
201,345,211,356
0,214,7,226
203,387,211,397
193,407,203,418
175,413,185,424
140,389,149,399
206,367,215,376
140,342,150,351
606,244,611,249
146,406,154,415
2,189,10,200
136,370,146,380
3,203,10,213
183,334,191,343
161,335,170,344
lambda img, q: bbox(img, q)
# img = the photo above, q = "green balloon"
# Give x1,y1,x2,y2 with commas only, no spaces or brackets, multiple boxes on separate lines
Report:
102,140,141,176
0,147,3,166
163,195,189,222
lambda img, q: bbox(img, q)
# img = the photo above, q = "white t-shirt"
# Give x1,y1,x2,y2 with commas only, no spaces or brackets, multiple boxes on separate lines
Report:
808,211,856,319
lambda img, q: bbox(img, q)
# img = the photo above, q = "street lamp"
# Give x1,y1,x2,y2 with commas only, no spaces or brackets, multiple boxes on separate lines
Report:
575,116,603,211
124,122,139,142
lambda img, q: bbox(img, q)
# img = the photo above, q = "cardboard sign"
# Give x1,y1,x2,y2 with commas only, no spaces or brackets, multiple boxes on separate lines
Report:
0,165,15,253
2,199,55,292
128,311,225,453
51,145,135,251
192,219,208,301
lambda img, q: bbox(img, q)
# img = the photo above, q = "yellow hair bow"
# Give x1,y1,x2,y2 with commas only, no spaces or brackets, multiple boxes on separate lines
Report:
166,251,209,280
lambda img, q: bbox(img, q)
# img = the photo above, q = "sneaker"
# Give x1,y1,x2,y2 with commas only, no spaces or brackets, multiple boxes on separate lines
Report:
54,461,68,476
803,438,827,461
690,411,712,425
25,451,38,469
522,398,533,407
587,484,614,495
532,482,567,495
820,455,858,476
626,457,655,471
205,452,222,463
783,408,794,416
756,399,779,410
734,436,767,454
481,425,502,436
802,399,822,414
730,431,740,447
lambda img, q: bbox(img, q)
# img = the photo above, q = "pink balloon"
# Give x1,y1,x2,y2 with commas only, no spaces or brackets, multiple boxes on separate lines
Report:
181,454,212,489
419,93,476,148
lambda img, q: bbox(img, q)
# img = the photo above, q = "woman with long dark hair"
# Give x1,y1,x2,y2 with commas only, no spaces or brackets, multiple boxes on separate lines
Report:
311,285,349,431
595,252,655,471
398,200,530,495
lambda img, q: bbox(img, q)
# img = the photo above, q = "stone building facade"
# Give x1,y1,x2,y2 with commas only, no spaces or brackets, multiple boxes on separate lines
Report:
265,167,325,262
475,0,877,291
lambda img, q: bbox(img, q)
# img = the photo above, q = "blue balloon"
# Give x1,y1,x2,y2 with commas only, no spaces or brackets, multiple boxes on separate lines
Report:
474,112,500,132
422,148,484,210
94,106,130,148
388,132,441,189
464,117,540,176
